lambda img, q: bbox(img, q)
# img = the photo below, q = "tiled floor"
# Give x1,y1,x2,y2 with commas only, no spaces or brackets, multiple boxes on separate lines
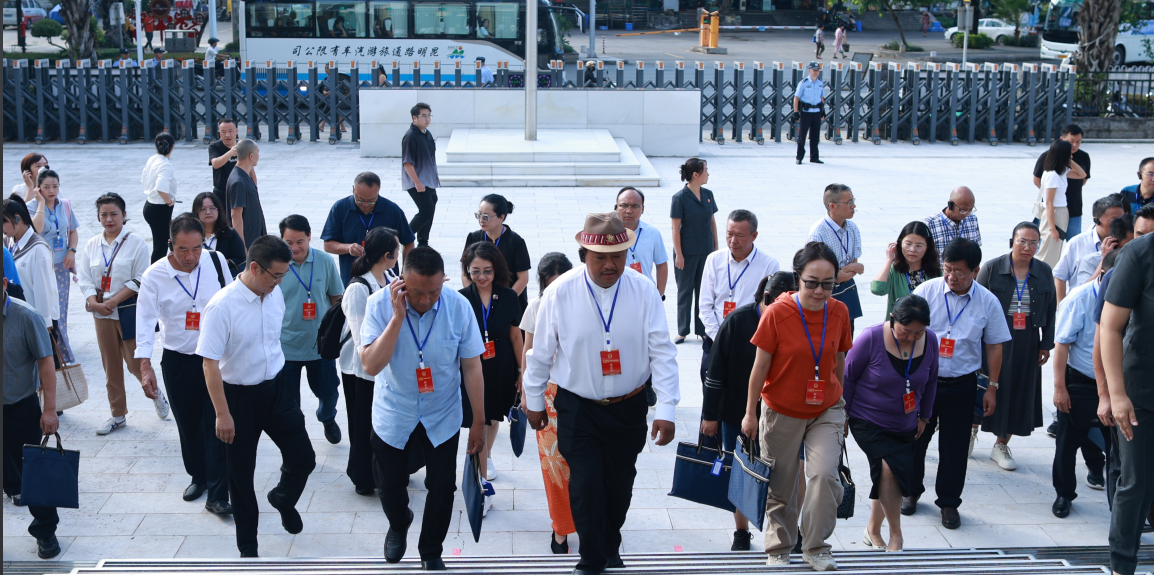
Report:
4,136,1153,561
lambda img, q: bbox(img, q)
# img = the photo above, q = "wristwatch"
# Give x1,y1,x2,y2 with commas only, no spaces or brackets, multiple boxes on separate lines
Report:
987,381,1000,389
661,294,666,301
68,247,77,253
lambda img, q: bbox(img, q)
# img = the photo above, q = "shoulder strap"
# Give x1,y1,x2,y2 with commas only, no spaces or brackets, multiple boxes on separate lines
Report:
61,198,72,226
209,250,226,288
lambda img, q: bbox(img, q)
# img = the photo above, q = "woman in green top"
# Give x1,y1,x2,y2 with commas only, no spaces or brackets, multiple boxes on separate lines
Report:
870,221,941,316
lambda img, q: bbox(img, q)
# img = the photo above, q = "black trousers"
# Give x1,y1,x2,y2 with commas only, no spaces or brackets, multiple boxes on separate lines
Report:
142,202,174,263
796,111,822,161
1109,404,1154,575
555,387,648,573
3,395,60,541
406,187,438,247
162,349,229,503
699,335,713,384
1052,369,1107,500
222,373,316,555
342,372,375,492
912,372,976,509
371,424,459,561
1106,426,1122,508
674,253,708,337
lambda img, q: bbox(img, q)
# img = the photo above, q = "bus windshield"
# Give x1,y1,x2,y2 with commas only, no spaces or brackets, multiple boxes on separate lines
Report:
1041,0,1080,45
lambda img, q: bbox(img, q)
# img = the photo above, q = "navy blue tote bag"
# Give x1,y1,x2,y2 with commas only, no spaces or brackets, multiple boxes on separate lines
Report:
21,433,80,509
669,433,735,512
728,433,774,532
508,394,527,457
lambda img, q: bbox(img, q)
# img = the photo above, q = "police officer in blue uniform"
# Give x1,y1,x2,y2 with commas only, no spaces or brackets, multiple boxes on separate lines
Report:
794,62,826,165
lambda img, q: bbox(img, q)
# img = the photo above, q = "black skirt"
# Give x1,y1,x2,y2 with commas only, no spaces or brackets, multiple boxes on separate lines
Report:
848,417,917,499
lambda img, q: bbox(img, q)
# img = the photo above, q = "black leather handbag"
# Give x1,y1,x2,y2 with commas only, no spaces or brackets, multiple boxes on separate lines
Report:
836,444,855,519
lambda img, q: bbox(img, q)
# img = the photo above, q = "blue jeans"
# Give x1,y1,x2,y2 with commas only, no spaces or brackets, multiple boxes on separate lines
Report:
1067,215,1082,239
283,359,340,423
720,421,741,452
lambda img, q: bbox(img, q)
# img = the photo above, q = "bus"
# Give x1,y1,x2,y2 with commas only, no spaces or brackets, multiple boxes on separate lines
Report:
1039,0,1154,65
239,0,569,81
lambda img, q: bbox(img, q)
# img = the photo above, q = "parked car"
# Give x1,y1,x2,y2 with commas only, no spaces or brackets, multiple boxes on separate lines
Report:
3,0,47,28
944,18,1018,43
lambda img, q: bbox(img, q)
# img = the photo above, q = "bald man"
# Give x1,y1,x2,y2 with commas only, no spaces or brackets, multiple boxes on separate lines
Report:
924,187,982,267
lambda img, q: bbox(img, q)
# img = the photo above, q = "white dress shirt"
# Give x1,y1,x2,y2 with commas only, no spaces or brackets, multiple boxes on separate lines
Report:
135,250,234,359
75,228,150,320
525,267,681,422
5,227,59,326
699,245,780,340
141,153,177,205
195,279,287,385
912,277,1012,378
1053,228,1103,283
339,271,386,379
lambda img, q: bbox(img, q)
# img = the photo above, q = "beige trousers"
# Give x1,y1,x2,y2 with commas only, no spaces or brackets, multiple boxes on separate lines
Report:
759,398,847,556
94,317,143,418
1037,205,1069,269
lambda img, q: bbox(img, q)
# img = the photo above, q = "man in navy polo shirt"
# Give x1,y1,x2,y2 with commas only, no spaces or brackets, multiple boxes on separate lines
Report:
322,172,416,286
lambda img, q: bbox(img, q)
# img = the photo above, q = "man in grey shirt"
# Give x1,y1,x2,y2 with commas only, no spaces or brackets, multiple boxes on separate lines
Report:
403,103,440,248
226,139,267,250
2,276,62,559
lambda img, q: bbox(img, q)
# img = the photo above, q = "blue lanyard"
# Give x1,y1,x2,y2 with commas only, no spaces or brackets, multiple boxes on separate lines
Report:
940,213,960,243
1092,280,1099,300
47,203,60,232
204,235,216,250
485,227,505,248
288,249,315,299
943,291,972,336
480,291,493,339
358,211,375,232
1013,260,1032,313
584,271,622,349
891,325,914,391
101,241,120,268
174,266,203,311
727,248,756,297
629,226,642,256
794,295,828,379
404,299,441,368
823,220,850,260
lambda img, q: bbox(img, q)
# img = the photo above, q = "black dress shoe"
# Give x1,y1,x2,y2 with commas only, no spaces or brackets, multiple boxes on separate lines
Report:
572,570,601,575
205,500,234,515
421,558,446,571
266,490,303,534
385,509,413,563
731,529,752,551
810,159,824,164
606,550,624,569
37,536,61,559
796,159,803,165
323,419,342,444
901,495,918,516
1052,496,1072,518
240,549,259,558
355,486,375,496
941,506,961,529
550,531,569,555
183,483,207,501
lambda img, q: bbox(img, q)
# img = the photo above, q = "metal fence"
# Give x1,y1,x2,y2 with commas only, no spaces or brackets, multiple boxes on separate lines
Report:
3,57,1082,146
1072,66,1154,118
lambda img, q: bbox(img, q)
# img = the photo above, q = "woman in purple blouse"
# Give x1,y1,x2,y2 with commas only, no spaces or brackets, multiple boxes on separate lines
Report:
844,295,939,552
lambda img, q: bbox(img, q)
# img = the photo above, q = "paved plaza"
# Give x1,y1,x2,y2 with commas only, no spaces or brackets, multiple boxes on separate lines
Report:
3,136,1153,561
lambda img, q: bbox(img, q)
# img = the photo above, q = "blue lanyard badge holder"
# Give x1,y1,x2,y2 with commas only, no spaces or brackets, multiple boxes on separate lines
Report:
585,272,623,376
288,251,316,320
480,293,496,359
406,300,441,394
892,327,916,414
174,267,203,330
795,296,828,406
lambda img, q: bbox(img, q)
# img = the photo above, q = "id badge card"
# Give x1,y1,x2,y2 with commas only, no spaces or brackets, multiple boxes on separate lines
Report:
52,234,65,252
482,340,496,360
185,311,200,331
723,301,736,318
416,367,434,394
302,301,317,320
1012,312,1026,330
805,379,825,405
601,349,622,376
939,337,956,359
100,275,112,292
710,458,724,477
903,391,916,414
629,262,643,273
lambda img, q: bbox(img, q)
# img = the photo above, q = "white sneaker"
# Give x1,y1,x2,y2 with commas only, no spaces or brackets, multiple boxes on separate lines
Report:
96,417,127,435
967,426,978,457
803,551,838,571
766,553,791,565
990,443,1017,470
484,457,497,481
154,389,170,420
481,481,495,517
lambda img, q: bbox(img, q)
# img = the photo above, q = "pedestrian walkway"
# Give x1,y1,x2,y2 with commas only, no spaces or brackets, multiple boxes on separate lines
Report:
4,138,1152,561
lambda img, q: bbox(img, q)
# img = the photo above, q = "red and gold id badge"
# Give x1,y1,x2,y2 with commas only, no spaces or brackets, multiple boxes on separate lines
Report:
723,301,736,318
629,262,643,273
1012,312,1026,330
100,275,112,292
185,311,201,331
805,379,825,405
939,338,956,359
482,340,496,360
601,349,622,376
903,391,916,414
417,367,434,394
302,302,317,320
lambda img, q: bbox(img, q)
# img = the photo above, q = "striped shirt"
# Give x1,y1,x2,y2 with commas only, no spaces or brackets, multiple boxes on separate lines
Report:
806,216,862,267
924,211,982,266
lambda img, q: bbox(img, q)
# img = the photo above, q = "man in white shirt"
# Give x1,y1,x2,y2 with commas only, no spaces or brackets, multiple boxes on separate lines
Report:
698,209,780,383
136,215,233,515
524,212,680,575
197,236,317,557
1054,196,1123,302
205,37,223,78
1071,214,1133,290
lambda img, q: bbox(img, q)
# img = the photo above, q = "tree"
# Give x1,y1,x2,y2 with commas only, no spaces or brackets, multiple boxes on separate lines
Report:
991,0,1030,39
31,18,66,51
1075,0,1123,71
60,0,98,63
850,0,911,49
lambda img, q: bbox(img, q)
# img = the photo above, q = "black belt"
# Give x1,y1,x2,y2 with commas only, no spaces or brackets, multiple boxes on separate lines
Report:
938,371,977,384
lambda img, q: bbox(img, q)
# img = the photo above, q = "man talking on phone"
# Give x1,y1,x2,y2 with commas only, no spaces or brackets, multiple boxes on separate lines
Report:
359,247,486,571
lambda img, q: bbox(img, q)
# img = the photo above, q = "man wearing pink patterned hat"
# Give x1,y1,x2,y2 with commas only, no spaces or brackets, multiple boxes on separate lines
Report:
524,212,680,575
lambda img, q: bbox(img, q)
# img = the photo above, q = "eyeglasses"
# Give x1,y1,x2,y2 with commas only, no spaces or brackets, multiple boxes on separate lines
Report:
956,206,977,216
474,212,494,223
198,205,218,213
941,265,973,279
353,196,378,206
258,263,287,281
616,203,642,210
468,268,494,277
800,279,837,291
1140,171,1154,179
1014,239,1040,248
901,241,926,250
832,198,856,206
417,114,433,119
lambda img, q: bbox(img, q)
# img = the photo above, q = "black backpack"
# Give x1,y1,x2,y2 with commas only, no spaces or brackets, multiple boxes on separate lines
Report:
317,276,369,360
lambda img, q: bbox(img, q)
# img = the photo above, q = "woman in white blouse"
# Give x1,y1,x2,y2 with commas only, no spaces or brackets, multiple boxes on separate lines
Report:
339,226,399,495
141,132,178,264
1035,138,1087,268
76,193,169,436
3,196,60,330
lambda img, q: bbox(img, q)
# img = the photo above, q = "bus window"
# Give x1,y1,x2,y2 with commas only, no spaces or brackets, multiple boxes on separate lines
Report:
414,3,469,37
317,1,366,38
370,1,409,38
475,2,518,39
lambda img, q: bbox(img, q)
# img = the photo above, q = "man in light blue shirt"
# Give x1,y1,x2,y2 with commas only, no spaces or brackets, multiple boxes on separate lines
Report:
614,187,668,295
806,183,864,326
278,215,345,443
793,62,825,164
360,247,485,571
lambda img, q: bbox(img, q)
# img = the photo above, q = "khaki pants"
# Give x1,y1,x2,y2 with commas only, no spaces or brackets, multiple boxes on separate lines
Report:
94,317,142,418
759,399,847,556
1037,205,1069,269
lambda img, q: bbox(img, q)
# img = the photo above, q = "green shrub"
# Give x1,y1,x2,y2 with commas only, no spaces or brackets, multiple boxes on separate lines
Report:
937,14,956,28
225,40,239,51
882,39,926,51
30,18,63,40
1001,34,1039,48
951,31,994,49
